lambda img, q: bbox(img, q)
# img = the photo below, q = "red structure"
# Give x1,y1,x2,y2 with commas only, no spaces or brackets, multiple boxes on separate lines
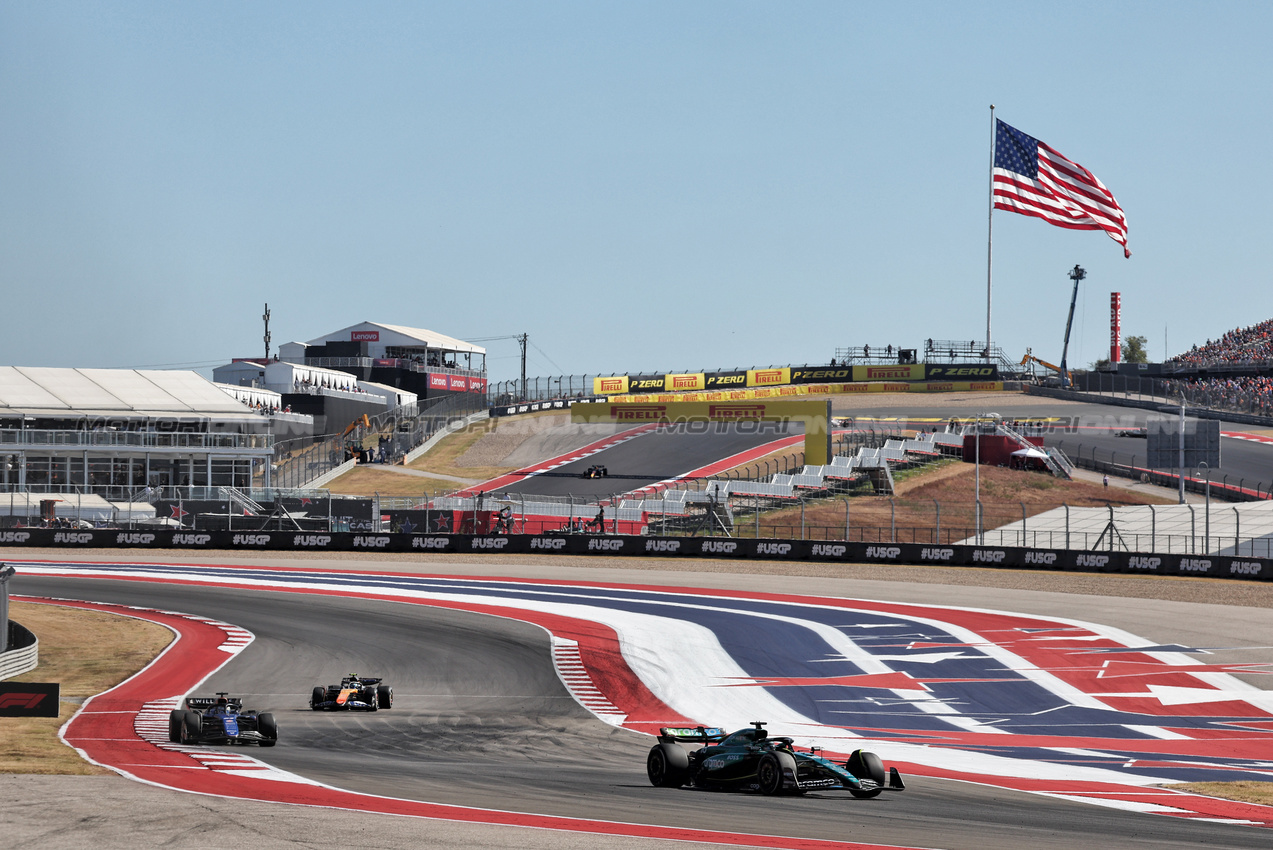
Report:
1110,292,1122,364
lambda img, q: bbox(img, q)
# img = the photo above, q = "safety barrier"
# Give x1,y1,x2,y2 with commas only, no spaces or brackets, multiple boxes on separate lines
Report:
0,528,1268,581
0,621,38,681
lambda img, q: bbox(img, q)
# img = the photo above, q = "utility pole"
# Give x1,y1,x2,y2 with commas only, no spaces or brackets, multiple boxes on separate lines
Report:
263,303,272,361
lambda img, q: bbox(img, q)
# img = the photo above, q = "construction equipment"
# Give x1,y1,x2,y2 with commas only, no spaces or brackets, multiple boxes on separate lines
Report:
341,414,371,440
1058,264,1086,387
1020,351,1064,383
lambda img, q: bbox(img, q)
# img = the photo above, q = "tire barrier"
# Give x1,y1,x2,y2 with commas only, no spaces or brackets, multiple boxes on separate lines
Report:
1,528,1269,581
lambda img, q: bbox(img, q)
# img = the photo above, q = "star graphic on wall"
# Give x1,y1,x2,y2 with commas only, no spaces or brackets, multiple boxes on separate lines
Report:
170,505,189,519
398,518,415,534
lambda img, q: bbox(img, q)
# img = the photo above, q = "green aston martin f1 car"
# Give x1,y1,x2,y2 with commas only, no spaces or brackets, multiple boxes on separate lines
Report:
647,722,905,797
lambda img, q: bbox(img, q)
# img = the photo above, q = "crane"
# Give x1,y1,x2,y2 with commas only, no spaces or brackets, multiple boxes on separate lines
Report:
1058,264,1085,388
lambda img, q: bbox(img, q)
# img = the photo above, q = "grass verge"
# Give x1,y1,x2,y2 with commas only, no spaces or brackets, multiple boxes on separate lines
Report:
2,601,173,774
1174,782,1273,806
324,466,469,498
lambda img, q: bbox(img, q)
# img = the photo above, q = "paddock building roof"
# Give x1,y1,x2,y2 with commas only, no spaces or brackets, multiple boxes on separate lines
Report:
0,367,257,420
304,321,486,356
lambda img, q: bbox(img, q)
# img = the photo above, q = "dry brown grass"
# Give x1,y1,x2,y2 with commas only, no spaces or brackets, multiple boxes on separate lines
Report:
1,601,172,774
324,466,468,499
405,418,516,481
1174,781,1273,806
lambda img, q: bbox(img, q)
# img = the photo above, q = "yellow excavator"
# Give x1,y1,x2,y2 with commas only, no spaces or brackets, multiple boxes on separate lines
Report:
341,414,371,440
1020,351,1065,386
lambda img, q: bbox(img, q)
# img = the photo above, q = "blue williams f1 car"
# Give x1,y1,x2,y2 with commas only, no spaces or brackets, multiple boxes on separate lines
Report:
647,722,905,797
167,693,277,747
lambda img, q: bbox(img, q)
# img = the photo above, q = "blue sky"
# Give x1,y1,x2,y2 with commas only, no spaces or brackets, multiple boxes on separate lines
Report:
1,2,1265,382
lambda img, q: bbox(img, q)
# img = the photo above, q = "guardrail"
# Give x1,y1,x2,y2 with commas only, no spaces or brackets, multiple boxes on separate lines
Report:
0,621,38,681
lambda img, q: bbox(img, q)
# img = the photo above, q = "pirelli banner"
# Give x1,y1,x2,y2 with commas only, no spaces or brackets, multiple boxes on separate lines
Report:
593,363,1000,395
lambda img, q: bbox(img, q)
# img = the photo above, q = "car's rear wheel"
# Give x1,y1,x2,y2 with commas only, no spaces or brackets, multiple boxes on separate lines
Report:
310,686,325,710
646,744,689,788
377,684,393,709
258,712,278,747
180,710,201,745
168,709,184,743
846,750,885,799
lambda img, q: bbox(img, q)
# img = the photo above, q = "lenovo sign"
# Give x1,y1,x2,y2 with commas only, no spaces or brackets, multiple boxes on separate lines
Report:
351,331,380,341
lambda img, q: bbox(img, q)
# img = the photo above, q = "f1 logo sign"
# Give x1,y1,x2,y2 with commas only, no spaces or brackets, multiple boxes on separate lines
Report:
0,693,45,709
0,683,60,717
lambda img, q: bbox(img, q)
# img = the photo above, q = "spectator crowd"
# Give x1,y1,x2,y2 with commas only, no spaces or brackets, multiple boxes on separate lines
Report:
1167,318,1273,366
1167,375,1273,416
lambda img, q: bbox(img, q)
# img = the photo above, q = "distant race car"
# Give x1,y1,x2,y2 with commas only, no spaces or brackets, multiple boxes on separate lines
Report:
583,464,608,479
310,673,393,711
168,693,277,747
647,723,905,798
1116,427,1148,438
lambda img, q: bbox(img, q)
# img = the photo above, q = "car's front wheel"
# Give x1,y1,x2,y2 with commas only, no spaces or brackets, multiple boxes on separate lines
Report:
310,686,325,710
846,750,885,799
258,712,278,747
757,753,785,796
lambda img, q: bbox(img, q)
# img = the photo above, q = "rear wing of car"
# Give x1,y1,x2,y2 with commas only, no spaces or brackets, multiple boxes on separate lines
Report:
185,696,242,710
657,726,726,744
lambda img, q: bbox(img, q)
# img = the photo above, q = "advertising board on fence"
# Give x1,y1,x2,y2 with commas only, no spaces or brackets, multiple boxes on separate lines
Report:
3,530,1265,581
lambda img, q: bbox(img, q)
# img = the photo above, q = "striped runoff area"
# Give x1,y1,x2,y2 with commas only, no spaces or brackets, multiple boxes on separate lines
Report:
16,559,1273,830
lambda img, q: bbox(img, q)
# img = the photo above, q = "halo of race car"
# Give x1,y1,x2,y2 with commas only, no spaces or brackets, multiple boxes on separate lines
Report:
647,722,905,798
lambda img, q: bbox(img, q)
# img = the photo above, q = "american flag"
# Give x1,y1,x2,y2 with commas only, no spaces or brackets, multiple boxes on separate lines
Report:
993,119,1130,258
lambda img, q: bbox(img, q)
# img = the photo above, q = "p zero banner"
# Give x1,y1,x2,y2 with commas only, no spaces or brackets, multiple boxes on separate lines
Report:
790,366,854,385
705,370,747,389
746,367,790,388
593,375,629,395
924,364,1000,381
627,375,666,393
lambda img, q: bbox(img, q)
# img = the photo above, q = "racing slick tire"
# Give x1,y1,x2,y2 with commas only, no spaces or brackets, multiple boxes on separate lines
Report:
757,751,797,796
377,684,393,709
168,709,185,743
310,686,326,710
646,743,690,788
846,749,885,799
365,689,378,712
180,710,201,745
258,712,278,747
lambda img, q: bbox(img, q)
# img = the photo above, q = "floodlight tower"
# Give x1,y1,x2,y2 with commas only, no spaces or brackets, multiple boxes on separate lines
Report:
1059,265,1085,388
263,303,272,361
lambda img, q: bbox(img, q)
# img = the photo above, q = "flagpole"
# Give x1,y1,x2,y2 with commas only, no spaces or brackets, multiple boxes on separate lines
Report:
986,104,996,364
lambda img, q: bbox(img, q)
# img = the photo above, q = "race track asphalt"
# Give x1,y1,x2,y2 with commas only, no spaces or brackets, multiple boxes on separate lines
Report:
10,560,1273,850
